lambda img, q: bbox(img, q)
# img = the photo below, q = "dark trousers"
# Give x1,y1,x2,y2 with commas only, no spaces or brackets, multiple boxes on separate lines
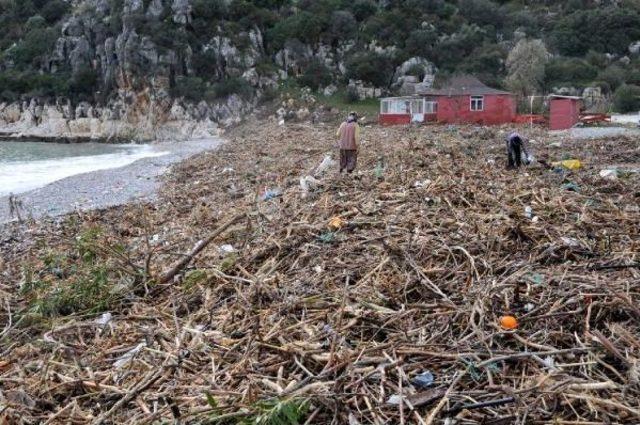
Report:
340,149,357,173
507,141,522,169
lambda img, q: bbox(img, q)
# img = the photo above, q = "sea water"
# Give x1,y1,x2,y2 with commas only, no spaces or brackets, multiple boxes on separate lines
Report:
0,140,168,196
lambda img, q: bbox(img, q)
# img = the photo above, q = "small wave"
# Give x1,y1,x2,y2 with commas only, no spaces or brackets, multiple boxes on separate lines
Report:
0,146,168,196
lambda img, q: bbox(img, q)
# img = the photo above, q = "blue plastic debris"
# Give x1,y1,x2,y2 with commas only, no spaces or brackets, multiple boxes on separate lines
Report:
261,189,282,201
411,371,435,389
561,182,580,192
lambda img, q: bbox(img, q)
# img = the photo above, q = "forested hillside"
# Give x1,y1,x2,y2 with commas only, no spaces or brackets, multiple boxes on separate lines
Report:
2,0,640,112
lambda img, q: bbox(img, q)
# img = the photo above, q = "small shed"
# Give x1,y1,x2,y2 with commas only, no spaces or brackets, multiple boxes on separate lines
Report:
549,95,583,130
379,76,516,126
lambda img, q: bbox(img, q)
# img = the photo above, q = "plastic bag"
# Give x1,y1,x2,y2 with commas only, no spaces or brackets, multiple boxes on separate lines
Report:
552,159,582,170
300,175,321,197
315,155,336,177
524,153,535,165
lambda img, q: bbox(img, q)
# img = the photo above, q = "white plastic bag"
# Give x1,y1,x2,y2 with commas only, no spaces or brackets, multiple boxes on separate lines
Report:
300,175,321,197
315,155,336,177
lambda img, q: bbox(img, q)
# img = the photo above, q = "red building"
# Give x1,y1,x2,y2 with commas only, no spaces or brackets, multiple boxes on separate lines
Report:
379,76,517,126
549,95,582,130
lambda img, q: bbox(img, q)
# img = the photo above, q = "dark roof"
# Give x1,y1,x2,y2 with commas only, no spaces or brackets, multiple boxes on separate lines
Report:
416,75,512,96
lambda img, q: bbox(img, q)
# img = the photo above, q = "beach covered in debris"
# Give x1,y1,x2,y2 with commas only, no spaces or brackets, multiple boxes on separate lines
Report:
1,121,639,424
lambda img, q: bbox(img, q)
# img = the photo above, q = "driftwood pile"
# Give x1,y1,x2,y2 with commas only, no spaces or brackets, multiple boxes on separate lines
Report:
1,121,639,424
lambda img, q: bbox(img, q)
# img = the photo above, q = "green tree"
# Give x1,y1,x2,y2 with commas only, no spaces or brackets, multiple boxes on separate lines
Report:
551,8,640,56
345,51,395,87
298,60,333,90
267,11,326,51
458,0,505,28
69,67,100,101
329,11,357,43
459,44,507,88
350,0,377,21
505,39,549,97
9,27,58,68
172,76,213,101
613,84,640,112
41,0,70,24
544,58,598,89
404,28,437,59
597,65,628,91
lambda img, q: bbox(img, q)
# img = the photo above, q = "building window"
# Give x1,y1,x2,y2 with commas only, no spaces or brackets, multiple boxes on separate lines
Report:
410,99,424,114
470,96,484,111
425,101,437,114
381,99,413,114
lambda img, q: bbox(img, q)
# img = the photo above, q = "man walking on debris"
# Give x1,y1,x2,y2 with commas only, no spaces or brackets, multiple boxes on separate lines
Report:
505,131,530,169
336,112,360,174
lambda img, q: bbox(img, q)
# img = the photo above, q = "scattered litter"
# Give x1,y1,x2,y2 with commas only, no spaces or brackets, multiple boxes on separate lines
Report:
315,155,336,177
414,179,432,188
3,120,640,424
599,169,618,180
543,356,556,369
113,343,146,369
560,237,581,247
527,273,545,284
222,167,234,174
300,175,322,197
499,315,518,330
261,188,282,201
411,371,435,389
219,244,236,254
317,232,336,243
386,394,403,405
553,159,583,170
562,182,580,192
227,183,244,199
328,216,346,231
524,206,533,219
523,153,535,165
95,312,112,327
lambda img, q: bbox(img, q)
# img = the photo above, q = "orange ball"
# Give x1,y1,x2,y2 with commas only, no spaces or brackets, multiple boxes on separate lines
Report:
499,315,518,330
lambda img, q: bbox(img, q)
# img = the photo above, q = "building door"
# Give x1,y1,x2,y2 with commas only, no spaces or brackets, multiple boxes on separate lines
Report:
410,99,425,123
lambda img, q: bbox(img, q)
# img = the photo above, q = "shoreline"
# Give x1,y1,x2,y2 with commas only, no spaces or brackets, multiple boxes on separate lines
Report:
0,137,224,224
0,132,138,144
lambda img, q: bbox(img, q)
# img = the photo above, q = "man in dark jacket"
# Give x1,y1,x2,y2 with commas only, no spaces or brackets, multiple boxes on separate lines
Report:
506,131,530,169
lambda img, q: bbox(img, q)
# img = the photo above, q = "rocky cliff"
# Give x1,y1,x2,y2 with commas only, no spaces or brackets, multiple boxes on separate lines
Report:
0,92,255,142
0,0,270,141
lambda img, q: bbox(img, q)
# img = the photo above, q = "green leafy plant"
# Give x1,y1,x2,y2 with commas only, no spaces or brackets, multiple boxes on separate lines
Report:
19,225,131,319
206,398,308,425
244,399,309,425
